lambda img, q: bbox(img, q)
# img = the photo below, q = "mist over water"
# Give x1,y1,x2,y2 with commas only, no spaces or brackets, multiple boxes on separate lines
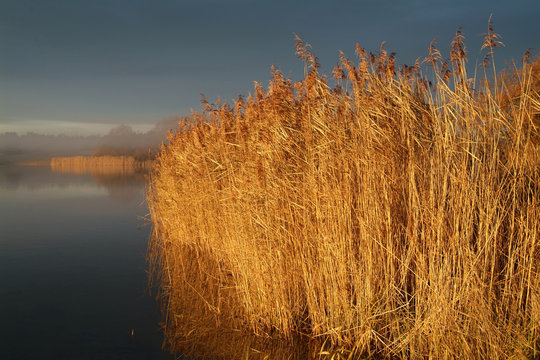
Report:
0,164,173,359
0,116,181,164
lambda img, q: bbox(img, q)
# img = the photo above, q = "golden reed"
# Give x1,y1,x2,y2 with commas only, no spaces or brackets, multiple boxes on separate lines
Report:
148,27,539,359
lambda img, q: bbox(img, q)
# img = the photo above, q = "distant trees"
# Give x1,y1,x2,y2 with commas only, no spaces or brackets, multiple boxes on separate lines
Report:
92,146,156,161
92,117,183,160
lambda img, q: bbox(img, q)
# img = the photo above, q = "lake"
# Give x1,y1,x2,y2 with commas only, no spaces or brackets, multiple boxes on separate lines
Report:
0,164,174,360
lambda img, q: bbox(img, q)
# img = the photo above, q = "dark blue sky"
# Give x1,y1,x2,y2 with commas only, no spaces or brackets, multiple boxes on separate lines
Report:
1,0,539,135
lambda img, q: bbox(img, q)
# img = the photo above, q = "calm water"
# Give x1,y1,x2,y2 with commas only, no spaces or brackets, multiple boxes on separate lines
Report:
0,165,175,360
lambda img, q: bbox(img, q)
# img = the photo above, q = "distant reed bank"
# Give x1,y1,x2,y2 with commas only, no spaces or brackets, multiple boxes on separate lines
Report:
51,155,152,175
147,28,539,359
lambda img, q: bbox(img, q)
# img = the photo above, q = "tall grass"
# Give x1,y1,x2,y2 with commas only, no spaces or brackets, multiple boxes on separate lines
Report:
147,28,539,359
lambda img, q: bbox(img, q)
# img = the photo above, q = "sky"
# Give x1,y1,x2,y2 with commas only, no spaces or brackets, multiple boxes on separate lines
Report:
1,0,539,136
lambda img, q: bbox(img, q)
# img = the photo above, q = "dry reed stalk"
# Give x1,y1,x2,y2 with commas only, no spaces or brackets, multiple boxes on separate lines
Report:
148,28,540,359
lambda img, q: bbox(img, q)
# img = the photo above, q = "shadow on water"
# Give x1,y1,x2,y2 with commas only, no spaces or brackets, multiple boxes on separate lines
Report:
151,243,320,360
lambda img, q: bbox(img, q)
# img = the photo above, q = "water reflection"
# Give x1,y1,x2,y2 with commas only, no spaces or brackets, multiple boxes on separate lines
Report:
91,173,147,205
0,164,147,205
0,164,94,190
0,164,172,360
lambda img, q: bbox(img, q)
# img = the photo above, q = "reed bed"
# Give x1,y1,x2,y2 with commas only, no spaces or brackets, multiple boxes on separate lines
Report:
51,155,151,175
148,28,539,359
